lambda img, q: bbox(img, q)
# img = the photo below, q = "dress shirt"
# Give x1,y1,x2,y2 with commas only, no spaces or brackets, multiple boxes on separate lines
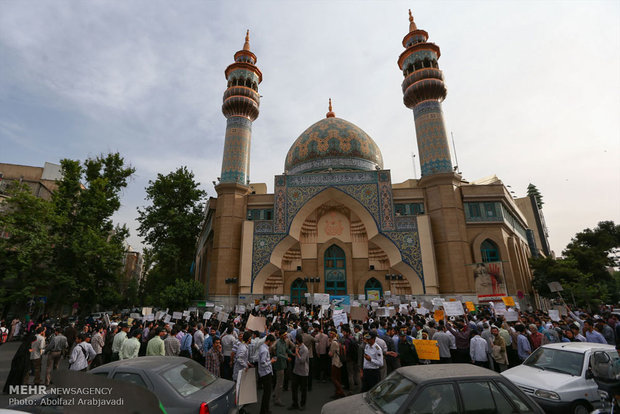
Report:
164,336,180,356
47,334,68,353
146,335,165,356
194,330,205,354
69,342,95,371
206,347,224,377
293,344,309,376
180,332,193,356
517,334,532,361
257,343,273,377
221,333,238,357
30,335,45,359
363,342,383,369
233,342,249,381
119,337,140,359
433,331,453,358
112,331,127,353
315,332,329,355
470,336,489,362
91,333,104,354
586,330,607,344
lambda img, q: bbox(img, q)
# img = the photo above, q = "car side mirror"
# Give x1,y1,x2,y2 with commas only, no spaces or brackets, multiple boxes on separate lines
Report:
585,369,594,380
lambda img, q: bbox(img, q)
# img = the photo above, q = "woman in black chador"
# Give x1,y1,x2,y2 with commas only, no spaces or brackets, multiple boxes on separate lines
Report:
3,332,35,393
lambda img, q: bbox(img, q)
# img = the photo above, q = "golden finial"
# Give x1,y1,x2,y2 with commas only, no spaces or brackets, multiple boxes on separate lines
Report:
409,9,417,32
243,30,250,51
326,98,335,118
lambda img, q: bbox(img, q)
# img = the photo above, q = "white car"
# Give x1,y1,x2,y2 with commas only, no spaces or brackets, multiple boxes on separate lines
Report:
502,342,617,414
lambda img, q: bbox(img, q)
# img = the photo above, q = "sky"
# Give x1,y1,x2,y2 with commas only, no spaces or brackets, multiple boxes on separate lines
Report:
1,0,619,256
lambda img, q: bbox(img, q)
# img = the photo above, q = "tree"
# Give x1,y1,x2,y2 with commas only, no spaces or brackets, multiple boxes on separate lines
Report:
527,183,544,209
531,220,620,309
156,279,204,310
51,153,135,312
0,182,58,311
137,167,206,297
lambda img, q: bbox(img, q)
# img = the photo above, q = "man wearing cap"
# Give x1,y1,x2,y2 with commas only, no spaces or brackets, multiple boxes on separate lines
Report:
361,332,383,392
111,322,129,361
120,329,142,360
397,328,419,367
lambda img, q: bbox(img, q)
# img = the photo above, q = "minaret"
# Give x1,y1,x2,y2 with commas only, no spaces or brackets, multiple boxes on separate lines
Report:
398,10,453,176
220,30,262,185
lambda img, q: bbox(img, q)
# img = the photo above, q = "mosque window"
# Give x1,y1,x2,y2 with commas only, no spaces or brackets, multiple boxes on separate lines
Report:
247,209,273,221
484,203,497,217
324,245,346,295
468,203,481,218
394,203,424,216
481,239,500,262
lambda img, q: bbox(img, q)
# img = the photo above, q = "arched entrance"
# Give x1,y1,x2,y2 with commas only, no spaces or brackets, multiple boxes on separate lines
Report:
364,277,383,299
481,239,500,262
290,278,308,304
324,245,346,295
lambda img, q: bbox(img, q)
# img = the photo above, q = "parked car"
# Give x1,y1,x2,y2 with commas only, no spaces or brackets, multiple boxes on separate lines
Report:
502,342,617,414
91,356,237,414
321,364,544,414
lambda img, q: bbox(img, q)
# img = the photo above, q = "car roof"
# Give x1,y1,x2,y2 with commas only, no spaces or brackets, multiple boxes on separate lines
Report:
540,342,616,353
397,364,502,383
92,356,190,374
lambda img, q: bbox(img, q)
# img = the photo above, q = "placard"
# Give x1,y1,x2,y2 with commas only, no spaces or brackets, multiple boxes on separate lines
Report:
411,301,418,308
333,312,348,326
172,312,183,320
502,296,515,307
350,306,368,321
164,315,171,323
417,307,429,316
443,301,464,317
145,314,155,321
246,315,267,332
203,311,213,320
494,302,507,315
142,307,152,315
188,307,197,313
377,307,390,317
412,339,440,360
217,312,229,322
214,306,223,313
433,310,444,322
465,301,476,312
314,293,330,306
358,294,365,300
399,304,409,314
236,368,258,405
130,313,140,319
548,309,560,322
235,305,246,314
505,309,519,322
366,290,381,301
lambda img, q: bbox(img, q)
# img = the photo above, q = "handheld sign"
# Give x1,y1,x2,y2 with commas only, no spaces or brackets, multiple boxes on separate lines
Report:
443,301,464,317
502,296,515,307
465,302,476,312
412,339,440,360
172,312,182,320
433,310,444,322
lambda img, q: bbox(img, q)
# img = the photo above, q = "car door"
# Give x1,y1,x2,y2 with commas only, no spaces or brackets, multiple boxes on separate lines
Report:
110,368,154,393
456,379,542,413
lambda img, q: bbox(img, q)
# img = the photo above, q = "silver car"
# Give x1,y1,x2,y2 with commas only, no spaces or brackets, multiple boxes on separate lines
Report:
92,356,237,414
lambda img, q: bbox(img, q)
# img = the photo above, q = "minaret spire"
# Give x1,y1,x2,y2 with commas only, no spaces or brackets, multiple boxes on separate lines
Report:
398,12,453,176
219,31,262,185
243,29,251,51
326,98,335,118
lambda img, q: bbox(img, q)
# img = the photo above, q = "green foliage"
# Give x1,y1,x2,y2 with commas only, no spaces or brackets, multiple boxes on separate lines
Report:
527,183,544,209
0,153,135,315
137,167,206,296
531,220,620,309
156,278,205,310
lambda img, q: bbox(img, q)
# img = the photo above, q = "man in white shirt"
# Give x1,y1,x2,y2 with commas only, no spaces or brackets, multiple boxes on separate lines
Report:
193,324,205,365
69,333,96,371
362,332,383,392
470,330,490,368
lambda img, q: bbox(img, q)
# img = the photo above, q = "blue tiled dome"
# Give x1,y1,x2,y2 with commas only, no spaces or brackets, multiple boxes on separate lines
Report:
285,117,383,174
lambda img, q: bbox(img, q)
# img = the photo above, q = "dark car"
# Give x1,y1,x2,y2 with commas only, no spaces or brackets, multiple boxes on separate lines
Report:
91,356,237,414
321,364,545,414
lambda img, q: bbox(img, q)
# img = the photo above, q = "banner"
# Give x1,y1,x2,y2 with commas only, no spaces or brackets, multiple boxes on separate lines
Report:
366,290,381,301
314,293,330,306
412,339,440,360
330,295,350,306
443,301,464,317
472,262,508,301
333,312,348,326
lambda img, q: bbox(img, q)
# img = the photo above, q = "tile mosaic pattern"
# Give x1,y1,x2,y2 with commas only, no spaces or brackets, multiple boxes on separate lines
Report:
284,117,383,174
221,116,252,184
413,100,453,176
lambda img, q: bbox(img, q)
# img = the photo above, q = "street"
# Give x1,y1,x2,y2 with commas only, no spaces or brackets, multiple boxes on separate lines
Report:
0,340,336,413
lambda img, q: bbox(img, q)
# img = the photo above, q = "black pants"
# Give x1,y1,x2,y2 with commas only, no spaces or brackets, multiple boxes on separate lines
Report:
259,373,273,414
455,348,469,363
439,356,452,364
111,352,119,362
222,356,232,380
291,373,308,408
362,368,380,392
318,354,329,380
90,354,103,370
474,360,490,369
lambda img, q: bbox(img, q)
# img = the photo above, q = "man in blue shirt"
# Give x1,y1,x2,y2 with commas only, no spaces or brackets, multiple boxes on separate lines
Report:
584,319,607,344
258,334,276,414
179,323,193,358
515,325,531,362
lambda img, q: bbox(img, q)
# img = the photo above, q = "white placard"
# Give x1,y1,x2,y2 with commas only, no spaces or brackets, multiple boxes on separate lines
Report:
236,368,258,405
235,305,246,314
145,314,155,321
185,315,191,322
333,312,348,326
203,311,213,320
399,304,409,314
172,312,183,320
505,309,519,322
164,315,171,323
431,297,444,306
188,307,197,313
217,311,229,322
314,293,330,306
417,307,429,315
377,307,390,317
130,313,140,319
548,309,560,322
358,294,365,300
385,291,391,296
182,310,190,317
142,307,152,316
411,301,418,308
443,301,464,317
494,302,507,315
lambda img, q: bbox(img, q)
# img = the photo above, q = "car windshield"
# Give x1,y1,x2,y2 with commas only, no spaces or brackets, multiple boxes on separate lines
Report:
367,372,416,414
161,360,217,397
524,347,584,376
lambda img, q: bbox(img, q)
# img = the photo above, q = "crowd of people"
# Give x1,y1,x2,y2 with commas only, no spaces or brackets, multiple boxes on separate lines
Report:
2,300,619,413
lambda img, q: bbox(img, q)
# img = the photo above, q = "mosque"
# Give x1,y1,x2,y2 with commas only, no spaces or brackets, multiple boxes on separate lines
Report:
194,12,550,307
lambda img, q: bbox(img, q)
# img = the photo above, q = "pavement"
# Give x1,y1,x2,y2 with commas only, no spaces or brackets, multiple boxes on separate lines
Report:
0,341,342,413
